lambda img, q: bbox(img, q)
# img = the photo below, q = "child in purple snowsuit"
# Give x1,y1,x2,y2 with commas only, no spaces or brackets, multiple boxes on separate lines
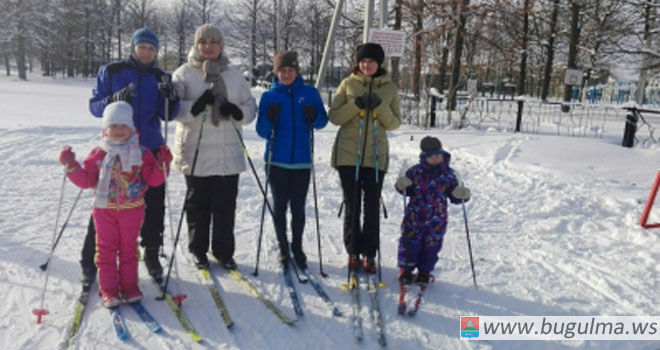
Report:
395,136,471,285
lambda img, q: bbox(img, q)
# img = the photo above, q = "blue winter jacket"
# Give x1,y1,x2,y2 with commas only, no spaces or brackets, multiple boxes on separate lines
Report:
256,75,328,166
89,56,180,151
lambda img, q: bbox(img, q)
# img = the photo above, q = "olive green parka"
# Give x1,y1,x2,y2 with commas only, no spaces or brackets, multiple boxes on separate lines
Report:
329,71,401,172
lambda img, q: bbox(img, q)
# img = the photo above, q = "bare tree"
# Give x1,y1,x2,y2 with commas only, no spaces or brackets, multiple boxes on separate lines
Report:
541,0,560,101
125,0,157,28
447,0,469,113
635,0,657,103
224,0,268,79
412,0,424,100
1,0,50,79
517,0,531,95
164,0,196,66
562,0,581,105
391,0,403,86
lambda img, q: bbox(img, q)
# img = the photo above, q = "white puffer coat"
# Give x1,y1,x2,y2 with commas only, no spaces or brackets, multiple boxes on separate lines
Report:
171,62,256,176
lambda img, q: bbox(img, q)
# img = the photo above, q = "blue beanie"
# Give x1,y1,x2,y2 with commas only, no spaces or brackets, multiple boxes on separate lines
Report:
131,28,159,50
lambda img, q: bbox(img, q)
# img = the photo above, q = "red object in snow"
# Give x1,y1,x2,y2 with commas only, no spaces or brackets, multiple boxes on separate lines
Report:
640,170,660,229
172,294,187,308
32,308,49,324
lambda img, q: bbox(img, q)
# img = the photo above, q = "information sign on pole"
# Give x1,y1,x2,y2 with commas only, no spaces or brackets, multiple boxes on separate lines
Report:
368,28,406,57
564,68,583,86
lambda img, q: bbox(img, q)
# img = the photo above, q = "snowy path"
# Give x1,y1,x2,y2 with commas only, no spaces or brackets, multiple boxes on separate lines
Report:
0,76,658,349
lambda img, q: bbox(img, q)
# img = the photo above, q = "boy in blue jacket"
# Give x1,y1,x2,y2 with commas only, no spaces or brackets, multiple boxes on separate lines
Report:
256,51,328,269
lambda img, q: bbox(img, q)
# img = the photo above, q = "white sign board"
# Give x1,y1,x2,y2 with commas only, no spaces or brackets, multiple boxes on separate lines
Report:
467,79,478,96
368,28,406,57
564,68,583,86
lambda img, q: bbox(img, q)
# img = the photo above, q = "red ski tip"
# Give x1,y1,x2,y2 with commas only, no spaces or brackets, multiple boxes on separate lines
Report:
172,294,187,308
32,308,49,324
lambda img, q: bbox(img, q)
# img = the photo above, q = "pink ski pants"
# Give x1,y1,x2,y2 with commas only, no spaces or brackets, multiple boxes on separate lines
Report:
92,206,144,299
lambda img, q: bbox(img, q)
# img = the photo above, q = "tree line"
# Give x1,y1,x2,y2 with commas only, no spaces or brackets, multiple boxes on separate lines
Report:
1,0,657,108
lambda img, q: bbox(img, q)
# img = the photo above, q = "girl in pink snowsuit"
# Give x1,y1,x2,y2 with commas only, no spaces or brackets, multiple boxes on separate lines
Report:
58,102,172,308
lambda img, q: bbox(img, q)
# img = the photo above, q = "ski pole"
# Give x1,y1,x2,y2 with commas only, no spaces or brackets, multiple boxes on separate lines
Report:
39,188,84,271
230,119,275,216
33,171,66,323
253,125,276,276
347,110,366,284
373,111,379,183
371,109,385,285
402,193,412,274
397,161,414,277
161,74,175,260
461,200,478,289
160,109,208,299
309,127,327,277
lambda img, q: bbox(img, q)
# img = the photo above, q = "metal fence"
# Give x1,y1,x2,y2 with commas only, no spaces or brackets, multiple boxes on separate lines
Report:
262,80,658,147
419,96,659,147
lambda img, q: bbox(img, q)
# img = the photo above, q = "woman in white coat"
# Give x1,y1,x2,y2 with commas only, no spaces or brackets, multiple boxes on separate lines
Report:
172,23,256,270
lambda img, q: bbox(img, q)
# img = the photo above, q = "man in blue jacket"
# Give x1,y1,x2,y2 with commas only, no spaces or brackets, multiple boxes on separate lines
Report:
81,27,179,286
256,51,328,269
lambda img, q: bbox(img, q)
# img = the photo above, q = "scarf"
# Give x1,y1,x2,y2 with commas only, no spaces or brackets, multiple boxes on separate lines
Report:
189,50,230,126
94,132,143,207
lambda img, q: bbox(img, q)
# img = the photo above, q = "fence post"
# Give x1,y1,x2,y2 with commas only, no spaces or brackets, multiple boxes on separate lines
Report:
622,109,638,148
430,95,437,128
515,98,524,132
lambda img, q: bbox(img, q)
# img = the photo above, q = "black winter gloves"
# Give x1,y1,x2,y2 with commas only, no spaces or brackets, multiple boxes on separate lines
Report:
266,104,281,124
354,93,381,110
302,105,316,124
220,102,243,121
158,78,177,101
191,89,214,116
110,83,135,103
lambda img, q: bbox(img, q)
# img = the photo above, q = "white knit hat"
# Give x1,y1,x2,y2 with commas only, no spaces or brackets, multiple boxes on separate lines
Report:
194,24,224,51
102,102,135,131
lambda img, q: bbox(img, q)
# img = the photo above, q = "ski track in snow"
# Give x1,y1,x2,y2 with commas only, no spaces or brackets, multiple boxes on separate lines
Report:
0,76,658,349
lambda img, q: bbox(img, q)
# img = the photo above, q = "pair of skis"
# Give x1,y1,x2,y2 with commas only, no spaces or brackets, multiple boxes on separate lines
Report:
227,268,296,324
223,262,341,324
64,281,163,346
298,268,343,317
282,250,343,319
398,282,429,317
185,256,235,329
63,282,93,347
347,270,386,347
109,301,162,341
282,267,304,318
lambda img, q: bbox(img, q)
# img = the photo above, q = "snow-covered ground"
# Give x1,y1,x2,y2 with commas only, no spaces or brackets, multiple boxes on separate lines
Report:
0,74,658,350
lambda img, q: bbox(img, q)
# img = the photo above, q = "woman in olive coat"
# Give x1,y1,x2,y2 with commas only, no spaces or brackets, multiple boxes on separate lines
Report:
328,42,401,274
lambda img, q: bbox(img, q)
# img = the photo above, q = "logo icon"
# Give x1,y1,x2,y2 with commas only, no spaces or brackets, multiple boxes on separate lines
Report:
460,316,479,338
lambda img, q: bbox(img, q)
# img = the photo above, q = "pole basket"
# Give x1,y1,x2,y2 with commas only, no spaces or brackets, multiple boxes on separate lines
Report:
172,294,187,308
640,170,660,229
32,308,49,324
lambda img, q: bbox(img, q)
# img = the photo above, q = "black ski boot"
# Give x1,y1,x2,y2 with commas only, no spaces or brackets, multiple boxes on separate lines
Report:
220,258,237,270
193,253,209,269
144,247,163,282
293,250,307,270
278,242,290,268
80,266,96,286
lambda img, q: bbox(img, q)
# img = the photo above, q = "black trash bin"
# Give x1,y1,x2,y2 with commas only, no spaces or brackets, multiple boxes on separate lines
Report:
622,112,638,148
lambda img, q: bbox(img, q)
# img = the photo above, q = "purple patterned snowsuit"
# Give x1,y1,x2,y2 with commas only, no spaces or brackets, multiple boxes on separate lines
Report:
396,150,463,273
